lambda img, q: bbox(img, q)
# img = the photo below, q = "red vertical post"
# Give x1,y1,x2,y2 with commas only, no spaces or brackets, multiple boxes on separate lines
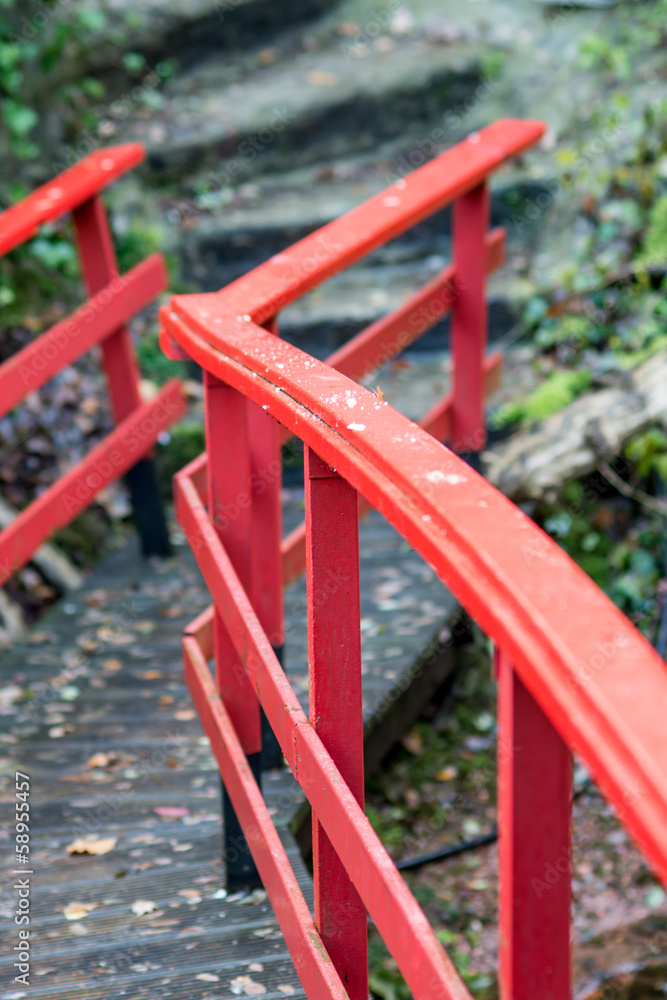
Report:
72,195,170,555
305,446,367,1000
249,316,284,652
450,182,489,456
248,317,284,768
497,648,572,1000
204,370,260,752
72,195,142,422
204,370,262,891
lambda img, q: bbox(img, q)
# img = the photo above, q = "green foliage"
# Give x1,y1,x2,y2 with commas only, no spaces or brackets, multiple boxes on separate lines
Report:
155,421,204,500
492,370,591,429
624,428,667,481
641,192,667,267
0,1,115,167
539,457,664,632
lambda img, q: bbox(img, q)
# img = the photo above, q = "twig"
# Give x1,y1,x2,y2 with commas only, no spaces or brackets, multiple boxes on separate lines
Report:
597,463,667,518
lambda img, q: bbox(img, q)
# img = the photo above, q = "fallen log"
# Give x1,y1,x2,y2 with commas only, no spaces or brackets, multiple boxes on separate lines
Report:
483,350,667,501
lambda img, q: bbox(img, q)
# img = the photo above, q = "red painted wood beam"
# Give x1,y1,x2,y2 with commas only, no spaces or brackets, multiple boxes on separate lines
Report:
73,195,143,425
0,144,145,257
498,649,572,1000
0,380,184,585
174,469,473,1000
280,349,503,589
164,310,667,888
0,253,166,419
204,372,261,756
305,447,367,999
169,119,544,325
183,632,350,1000
324,227,504,384
450,182,490,453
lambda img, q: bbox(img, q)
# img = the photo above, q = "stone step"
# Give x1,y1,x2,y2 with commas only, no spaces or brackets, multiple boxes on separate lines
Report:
126,35,485,178
95,0,333,69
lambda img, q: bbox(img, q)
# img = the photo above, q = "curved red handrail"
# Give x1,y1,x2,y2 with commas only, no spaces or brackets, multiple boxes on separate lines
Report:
161,303,667,889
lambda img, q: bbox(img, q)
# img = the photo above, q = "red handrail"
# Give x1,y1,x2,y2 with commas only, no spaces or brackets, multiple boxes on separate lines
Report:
0,145,186,577
158,119,667,999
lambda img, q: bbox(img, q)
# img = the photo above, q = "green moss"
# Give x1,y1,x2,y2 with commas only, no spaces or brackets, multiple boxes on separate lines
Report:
492,370,592,429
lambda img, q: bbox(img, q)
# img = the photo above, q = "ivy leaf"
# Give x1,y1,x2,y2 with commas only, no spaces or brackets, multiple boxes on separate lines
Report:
2,99,38,136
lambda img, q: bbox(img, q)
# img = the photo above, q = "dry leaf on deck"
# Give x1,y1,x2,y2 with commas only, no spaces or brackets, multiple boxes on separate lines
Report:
66,836,117,856
62,901,97,921
131,899,158,916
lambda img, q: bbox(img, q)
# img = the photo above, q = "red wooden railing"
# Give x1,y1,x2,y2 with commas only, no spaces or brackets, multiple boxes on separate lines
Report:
160,118,667,999
0,145,186,579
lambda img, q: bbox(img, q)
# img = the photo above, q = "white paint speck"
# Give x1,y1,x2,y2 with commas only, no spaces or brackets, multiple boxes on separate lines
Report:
425,471,467,485
101,157,114,170
347,423,366,431
383,196,401,207
346,397,357,408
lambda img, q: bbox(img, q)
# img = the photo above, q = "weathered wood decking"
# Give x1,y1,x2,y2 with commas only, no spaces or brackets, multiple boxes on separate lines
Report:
0,492,456,998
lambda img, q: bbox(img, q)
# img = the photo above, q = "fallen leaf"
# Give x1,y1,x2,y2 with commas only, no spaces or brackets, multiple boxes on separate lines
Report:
158,695,175,705
77,638,99,654
196,973,220,982
230,976,267,996
103,658,123,673
0,684,23,708
174,709,196,721
141,670,162,680
154,806,190,819
435,765,458,782
278,986,296,995
85,589,107,607
131,899,158,916
248,963,264,972
87,753,112,769
62,901,97,921
307,70,339,86
67,836,117,856
376,385,384,401
49,725,75,739
134,620,156,635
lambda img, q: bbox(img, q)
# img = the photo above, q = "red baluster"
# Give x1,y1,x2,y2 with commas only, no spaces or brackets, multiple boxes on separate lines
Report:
248,316,284,768
305,446,368,1000
204,370,262,891
450,182,489,456
72,194,170,554
497,649,572,1000
72,195,142,422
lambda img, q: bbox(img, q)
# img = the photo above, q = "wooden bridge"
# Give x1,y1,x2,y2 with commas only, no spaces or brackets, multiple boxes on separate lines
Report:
2,120,667,1000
